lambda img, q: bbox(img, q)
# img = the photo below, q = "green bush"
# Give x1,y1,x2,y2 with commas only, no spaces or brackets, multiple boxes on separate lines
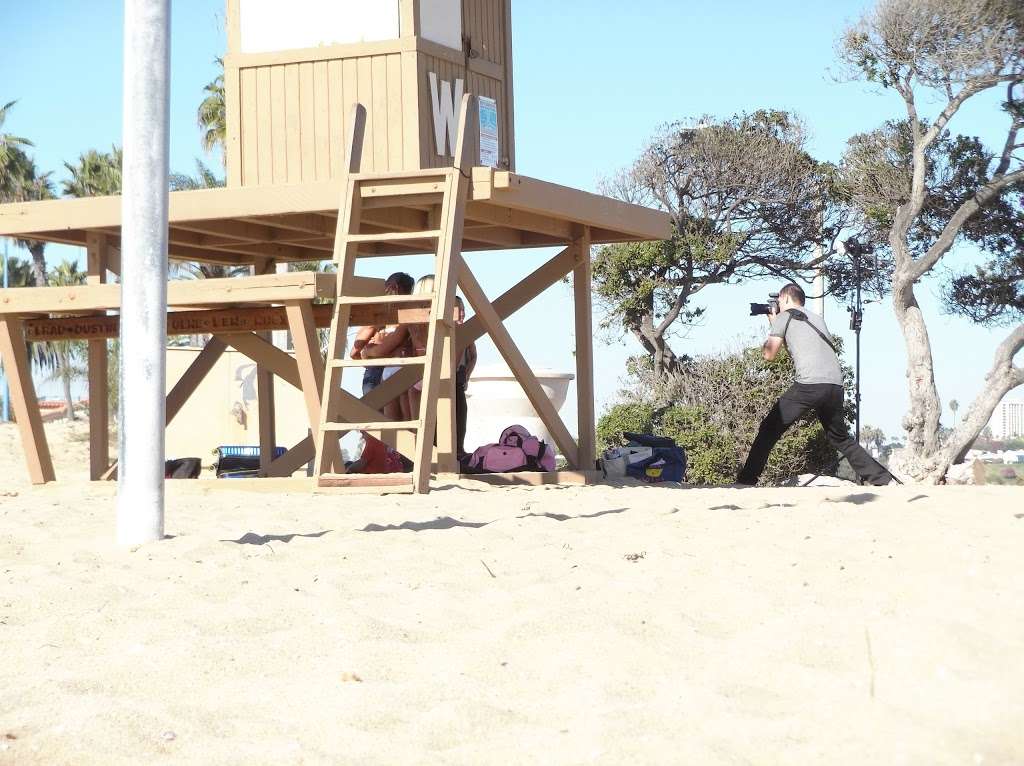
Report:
596,341,849,486
657,405,739,484
596,402,657,451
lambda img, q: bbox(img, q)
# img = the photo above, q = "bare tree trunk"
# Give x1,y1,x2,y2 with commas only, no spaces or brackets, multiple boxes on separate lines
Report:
892,276,942,477
931,324,1024,482
29,241,47,287
61,352,77,421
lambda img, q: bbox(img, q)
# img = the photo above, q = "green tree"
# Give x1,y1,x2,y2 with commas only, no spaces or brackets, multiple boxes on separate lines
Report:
594,110,847,383
45,259,88,420
62,147,122,197
837,0,1023,482
949,399,960,427
197,58,226,163
3,148,56,286
0,100,33,195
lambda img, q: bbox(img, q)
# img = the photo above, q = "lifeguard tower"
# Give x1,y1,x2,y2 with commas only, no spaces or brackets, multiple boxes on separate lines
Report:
0,0,671,493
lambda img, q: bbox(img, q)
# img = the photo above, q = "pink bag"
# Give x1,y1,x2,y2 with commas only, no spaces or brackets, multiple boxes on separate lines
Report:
466,425,555,473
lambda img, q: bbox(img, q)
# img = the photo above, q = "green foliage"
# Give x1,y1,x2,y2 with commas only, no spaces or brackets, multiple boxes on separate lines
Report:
198,58,226,160
657,405,737,484
594,109,847,379
598,340,850,486
62,147,122,197
596,402,656,451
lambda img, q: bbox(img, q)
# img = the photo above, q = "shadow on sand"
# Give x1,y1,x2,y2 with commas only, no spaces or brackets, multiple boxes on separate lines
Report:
827,493,879,506
223,531,333,546
360,507,630,533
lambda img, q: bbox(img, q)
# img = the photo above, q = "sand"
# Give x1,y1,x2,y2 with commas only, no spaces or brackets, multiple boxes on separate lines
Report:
1,419,1022,765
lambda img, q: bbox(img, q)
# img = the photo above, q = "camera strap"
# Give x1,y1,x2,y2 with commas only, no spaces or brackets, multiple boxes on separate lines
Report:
782,309,838,355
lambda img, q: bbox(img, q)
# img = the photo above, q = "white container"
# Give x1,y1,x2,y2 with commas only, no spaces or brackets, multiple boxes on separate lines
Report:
465,364,574,454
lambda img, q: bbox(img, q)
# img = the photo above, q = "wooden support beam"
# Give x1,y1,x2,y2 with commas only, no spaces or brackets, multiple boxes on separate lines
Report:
573,228,596,471
285,301,324,430
435,331,458,472
254,260,277,476
264,435,315,478
166,337,228,423
455,253,580,468
1,272,335,314
86,233,110,480
23,303,428,342
0,317,55,484
218,332,302,389
238,213,335,237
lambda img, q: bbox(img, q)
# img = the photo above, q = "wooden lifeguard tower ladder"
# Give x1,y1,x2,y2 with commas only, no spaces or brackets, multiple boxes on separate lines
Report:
0,0,671,493
313,101,477,493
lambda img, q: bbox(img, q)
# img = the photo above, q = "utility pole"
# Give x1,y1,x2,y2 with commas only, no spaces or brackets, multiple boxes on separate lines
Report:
117,0,171,545
1,238,9,423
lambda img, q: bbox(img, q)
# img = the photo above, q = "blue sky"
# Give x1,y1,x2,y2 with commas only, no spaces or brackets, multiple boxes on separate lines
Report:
2,0,1018,439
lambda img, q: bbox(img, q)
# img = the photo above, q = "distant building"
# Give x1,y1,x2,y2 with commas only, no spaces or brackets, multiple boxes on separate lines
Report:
989,399,1024,440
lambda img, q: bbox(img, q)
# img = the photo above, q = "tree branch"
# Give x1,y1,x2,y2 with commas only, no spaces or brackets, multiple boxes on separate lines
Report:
910,167,1024,281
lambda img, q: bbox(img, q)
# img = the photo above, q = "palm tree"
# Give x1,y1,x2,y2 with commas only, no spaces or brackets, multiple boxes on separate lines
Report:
45,259,88,420
0,100,33,194
950,399,960,427
197,58,226,164
4,148,56,286
62,147,122,198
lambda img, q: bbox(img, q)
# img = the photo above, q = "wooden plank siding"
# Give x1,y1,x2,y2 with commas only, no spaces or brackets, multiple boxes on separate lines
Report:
238,53,406,185
416,53,506,169
464,0,506,66
225,1,515,182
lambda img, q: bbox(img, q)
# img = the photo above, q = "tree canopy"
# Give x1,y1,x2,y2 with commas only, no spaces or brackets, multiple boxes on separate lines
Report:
593,110,845,380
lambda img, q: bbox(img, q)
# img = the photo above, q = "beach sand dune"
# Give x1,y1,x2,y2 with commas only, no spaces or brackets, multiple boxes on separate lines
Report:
1,422,1022,764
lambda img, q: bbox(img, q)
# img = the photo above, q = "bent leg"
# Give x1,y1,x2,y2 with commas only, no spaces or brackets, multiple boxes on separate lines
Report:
817,388,893,486
738,388,811,485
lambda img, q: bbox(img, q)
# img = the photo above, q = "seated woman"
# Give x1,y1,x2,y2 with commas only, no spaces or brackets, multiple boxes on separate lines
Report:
350,272,414,396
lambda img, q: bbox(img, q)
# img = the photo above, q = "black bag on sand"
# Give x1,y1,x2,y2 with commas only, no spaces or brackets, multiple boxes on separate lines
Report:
622,432,677,449
165,458,202,479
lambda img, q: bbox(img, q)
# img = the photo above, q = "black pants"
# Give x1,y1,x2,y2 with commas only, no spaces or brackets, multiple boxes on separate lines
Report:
456,369,468,458
738,383,892,486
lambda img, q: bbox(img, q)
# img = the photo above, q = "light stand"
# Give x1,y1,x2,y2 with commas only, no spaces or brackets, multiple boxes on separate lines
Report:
847,242,865,444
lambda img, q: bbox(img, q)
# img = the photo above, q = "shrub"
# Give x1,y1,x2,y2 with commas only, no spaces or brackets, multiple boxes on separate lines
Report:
596,401,657,451
596,340,850,486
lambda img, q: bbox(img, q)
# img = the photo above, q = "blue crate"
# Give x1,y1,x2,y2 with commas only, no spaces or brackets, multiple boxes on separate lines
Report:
215,445,287,459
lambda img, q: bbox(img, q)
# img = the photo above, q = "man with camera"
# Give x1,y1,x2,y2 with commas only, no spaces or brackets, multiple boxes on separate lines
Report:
737,283,893,486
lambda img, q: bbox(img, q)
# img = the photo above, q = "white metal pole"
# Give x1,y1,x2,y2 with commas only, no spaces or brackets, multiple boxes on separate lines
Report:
2,238,9,423
117,0,171,545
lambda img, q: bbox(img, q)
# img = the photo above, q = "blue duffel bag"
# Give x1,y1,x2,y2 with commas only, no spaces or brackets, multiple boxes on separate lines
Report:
621,433,687,483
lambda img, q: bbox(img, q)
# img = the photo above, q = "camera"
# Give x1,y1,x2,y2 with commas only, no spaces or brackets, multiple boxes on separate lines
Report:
749,292,780,317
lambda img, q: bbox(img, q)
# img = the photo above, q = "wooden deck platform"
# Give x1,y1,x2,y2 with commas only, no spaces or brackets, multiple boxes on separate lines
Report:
0,169,670,265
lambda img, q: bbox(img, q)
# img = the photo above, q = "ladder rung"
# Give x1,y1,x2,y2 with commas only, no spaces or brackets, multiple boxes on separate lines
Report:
321,421,420,432
335,294,435,306
330,357,424,368
360,181,448,198
352,169,453,181
345,230,443,244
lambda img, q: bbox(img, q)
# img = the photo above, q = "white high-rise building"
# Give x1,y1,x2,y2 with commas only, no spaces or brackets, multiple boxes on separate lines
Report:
989,399,1024,440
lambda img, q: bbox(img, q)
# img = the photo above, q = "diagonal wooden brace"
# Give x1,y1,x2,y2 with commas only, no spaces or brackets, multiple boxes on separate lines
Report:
455,253,580,468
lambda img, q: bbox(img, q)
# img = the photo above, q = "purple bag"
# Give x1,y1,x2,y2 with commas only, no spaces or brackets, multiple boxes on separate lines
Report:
466,425,556,473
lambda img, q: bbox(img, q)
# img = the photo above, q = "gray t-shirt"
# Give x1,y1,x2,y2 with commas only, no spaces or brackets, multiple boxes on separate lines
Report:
770,308,843,385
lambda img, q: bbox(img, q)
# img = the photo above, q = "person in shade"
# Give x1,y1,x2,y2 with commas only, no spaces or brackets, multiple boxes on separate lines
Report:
453,296,477,459
350,272,415,396
737,283,893,487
